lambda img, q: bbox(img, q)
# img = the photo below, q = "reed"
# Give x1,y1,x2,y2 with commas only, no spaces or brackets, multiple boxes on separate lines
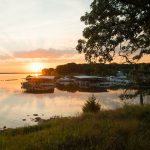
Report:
0,104,150,150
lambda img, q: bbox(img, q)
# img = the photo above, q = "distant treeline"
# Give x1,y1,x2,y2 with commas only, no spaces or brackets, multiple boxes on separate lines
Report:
42,63,150,77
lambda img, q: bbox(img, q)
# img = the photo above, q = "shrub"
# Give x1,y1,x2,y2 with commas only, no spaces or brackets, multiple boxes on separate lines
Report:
82,95,101,113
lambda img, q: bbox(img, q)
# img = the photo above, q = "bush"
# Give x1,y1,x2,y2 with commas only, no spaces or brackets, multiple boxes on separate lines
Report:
82,95,101,113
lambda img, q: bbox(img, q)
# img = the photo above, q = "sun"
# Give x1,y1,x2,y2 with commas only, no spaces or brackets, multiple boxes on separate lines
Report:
29,62,45,73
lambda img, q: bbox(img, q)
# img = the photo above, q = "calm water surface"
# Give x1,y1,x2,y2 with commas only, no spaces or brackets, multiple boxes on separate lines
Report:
0,74,149,128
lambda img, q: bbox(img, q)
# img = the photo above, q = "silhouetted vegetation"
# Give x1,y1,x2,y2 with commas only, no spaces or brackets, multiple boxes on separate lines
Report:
42,68,55,75
82,95,101,113
0,105,150,150
42,63,150,77
76,0,150,63
119,88,150,105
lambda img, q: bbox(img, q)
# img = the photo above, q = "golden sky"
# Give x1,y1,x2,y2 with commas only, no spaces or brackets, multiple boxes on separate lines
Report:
0,0,149,73
0,48,149,73
0,49,85,73
0,0,90,73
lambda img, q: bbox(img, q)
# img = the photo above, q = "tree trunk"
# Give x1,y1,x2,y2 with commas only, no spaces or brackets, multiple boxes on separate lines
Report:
140,91,144,105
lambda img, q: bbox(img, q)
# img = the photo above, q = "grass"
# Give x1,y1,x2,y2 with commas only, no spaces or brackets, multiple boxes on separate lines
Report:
0,105,150,150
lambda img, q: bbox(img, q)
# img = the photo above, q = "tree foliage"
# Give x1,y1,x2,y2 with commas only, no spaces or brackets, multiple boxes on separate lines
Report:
42,63,150,76
82,95,101,113
42,68,55,75
76,0,150,63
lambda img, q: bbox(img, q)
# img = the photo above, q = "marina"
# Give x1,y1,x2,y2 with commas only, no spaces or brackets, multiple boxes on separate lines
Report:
0,74,149,128
21,71,134,93
21,76,55,93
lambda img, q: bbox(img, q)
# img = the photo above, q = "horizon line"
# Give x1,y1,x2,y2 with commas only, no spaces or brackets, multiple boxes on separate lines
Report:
0,72,41,74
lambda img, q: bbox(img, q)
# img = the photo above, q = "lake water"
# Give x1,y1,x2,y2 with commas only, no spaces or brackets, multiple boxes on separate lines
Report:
0,74,149,129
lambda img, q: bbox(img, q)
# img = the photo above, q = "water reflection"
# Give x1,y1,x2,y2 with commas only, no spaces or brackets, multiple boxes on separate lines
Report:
119,88,150,105
56,84,108,93
0,74,149,128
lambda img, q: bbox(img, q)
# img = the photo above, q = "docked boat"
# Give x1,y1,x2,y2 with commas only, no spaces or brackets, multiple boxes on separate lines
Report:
21,75,55,93
73,76,107,89
57,77,75,86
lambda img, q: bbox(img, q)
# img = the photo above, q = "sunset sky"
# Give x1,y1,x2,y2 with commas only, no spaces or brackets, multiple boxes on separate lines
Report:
0,0,149,73
0,0,91,73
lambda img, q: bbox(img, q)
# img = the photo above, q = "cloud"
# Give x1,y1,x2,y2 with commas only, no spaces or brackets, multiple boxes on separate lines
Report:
14,48,77,59
14,48,84,63
0,0,91,51
0,48,14,60
0,47,149,65
0,48,84,64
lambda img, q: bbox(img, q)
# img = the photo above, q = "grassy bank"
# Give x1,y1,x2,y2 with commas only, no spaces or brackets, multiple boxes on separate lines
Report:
0,105,150,150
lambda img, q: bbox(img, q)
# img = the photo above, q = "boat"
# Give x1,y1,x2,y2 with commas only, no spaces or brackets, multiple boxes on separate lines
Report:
57,77,75,86
21,75,55,93
73,75,107,89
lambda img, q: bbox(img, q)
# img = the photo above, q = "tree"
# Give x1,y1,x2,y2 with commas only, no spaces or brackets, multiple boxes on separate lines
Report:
76,0,150,63
42,68,54,75
82,95,101,113
119,88,150,105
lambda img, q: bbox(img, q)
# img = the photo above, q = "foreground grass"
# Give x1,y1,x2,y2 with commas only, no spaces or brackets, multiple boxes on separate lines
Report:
0,105,150,150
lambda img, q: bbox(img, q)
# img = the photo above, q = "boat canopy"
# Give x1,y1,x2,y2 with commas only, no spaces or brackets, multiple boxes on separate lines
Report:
26,76,55,80
74,76,104,79
73,76,106,81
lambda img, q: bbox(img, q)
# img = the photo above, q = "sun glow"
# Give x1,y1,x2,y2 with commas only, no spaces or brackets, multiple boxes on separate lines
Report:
29,62,45,73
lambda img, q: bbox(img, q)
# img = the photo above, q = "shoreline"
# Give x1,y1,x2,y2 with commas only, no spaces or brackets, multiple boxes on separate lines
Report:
0,104,150,150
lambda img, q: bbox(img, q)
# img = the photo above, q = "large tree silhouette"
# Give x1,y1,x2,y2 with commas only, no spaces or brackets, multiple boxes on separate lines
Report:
119,88,150,105
76,0,150,63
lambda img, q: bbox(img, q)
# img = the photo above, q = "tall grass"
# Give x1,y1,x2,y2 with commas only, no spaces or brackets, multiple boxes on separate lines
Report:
0,105,150,150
